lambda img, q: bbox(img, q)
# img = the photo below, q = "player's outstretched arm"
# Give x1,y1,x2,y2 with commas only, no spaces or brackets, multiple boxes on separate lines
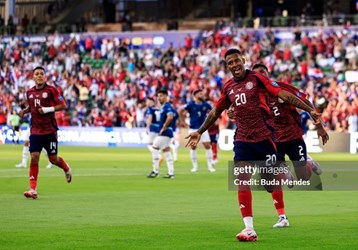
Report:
278,90,321,123
185,107,224,147
302,98,329,144
303,99,314,110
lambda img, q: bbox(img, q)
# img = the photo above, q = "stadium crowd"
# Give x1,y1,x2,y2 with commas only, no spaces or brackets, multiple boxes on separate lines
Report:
0,24,357,132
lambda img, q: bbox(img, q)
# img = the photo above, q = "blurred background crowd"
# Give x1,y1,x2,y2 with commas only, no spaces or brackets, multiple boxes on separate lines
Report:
0,0,357,133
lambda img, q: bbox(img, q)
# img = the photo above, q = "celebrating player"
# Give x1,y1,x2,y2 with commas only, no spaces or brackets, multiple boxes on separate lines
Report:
251,63,328,178
19,66,72,199
228,63,329,228
179,89,215,172
185,48,322,242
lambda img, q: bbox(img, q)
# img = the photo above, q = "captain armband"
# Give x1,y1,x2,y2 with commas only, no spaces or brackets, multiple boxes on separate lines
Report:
41,107,55,114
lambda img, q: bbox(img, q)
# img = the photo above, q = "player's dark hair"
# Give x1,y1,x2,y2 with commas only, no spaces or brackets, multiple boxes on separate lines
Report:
33,66,45,72
192,89,202,96
147,97,155,102
224,48,242,59
157,89,168,96
252,63,269,72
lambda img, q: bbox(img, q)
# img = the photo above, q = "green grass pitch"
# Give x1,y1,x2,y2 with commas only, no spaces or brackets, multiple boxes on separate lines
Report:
1,144,357,249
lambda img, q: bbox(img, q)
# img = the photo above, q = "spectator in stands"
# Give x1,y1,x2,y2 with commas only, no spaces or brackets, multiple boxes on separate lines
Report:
0,15,4,27
21,14,30,34
7,15,15,35
0,24,357,133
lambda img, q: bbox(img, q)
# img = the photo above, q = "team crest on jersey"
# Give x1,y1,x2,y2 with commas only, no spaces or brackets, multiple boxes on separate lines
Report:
271,81,279,87
29,94,33,99
42,92,48,98
245,82,253,90
229,89,234,95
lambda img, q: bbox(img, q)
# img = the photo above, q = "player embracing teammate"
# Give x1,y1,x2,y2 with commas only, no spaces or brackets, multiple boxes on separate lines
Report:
186,49,324,242
227,63,329,229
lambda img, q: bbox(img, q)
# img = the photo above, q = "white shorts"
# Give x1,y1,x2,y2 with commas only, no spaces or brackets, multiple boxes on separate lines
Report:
153,136,172,149
148,132,158,144
189,129,210,143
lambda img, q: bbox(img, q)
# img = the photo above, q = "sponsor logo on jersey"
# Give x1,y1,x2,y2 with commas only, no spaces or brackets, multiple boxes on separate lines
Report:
245,82,253,90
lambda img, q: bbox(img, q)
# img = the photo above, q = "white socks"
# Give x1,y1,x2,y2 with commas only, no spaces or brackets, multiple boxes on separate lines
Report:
205,149,213,169
151,149,160,173
190,149,198,170
170,141,179,161
164,151,174,175
22,146,29,165
243,216,254,229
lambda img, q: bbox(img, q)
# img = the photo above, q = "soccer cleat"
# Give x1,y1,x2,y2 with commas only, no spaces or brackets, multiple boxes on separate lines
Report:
24,189,38,199
310,160,322,175
65,170,72,183
280,163,294,188
212,159,218,165
273,216,290,228
46,163,53,169
163,174,175,179
15,163,26,168
147,171,159,178
190,168,198,173
208,167,216,173
236,228,258,242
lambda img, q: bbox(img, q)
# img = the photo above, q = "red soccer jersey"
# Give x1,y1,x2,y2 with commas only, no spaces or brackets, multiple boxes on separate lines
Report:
267,82,307,142
216,70,281,142
26,84,66,135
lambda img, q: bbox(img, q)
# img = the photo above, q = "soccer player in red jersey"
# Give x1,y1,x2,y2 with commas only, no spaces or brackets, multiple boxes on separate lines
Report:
186,48,322,242
19,66,72,199
208,120,220,165
228,63,329,229
252,64,328,178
